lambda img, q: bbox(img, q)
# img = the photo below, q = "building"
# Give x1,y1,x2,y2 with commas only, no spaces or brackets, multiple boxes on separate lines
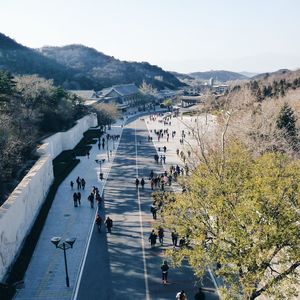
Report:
180,95,203,108
156,89,178,101
212,84,228,94
68,90,99,105
98,83,141,111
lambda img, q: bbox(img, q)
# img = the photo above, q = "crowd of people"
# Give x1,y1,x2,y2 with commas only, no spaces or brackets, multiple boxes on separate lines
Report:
70,111,207,298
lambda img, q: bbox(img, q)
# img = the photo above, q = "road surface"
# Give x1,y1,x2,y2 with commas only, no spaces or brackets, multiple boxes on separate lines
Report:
75,116,219,300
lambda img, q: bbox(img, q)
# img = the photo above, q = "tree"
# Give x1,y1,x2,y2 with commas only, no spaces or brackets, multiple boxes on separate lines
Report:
163,98,173,110
276,103,297,138
92,103,120,126
0,71,16,111
160,141,300,300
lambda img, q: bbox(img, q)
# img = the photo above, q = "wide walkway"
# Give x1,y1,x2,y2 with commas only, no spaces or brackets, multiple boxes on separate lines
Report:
15,111,220,300
15,121,123,300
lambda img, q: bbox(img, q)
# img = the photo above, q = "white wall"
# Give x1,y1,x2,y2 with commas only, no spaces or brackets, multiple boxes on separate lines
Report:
0,113,97,281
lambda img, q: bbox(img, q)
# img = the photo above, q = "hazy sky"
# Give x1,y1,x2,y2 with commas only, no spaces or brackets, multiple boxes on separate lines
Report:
1,0,300,73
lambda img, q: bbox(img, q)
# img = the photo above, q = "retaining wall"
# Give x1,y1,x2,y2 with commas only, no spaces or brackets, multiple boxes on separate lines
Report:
0,113,97,281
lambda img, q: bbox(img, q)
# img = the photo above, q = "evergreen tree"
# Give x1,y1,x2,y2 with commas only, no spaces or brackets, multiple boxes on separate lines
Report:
276,103,297,137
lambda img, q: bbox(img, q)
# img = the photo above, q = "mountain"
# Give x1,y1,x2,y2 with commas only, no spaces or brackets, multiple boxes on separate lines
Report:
39,45,184,90
0,33,94,89
251,69,292,81
170,71,194,81
0,33,184,90
239,71,258,78
189,70,248,82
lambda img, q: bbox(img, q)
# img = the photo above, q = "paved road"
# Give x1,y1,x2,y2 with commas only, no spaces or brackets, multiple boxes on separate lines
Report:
75,117,219,300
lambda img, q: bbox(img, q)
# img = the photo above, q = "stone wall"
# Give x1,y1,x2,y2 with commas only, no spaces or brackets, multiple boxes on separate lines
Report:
0,113,97,281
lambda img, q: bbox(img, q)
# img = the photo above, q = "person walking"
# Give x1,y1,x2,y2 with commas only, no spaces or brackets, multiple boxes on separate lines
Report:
88,192,94,208
161,260,169,285
96,192,102,209
171,231,178,246
135,178,140,188
105,216,113,233
158,227,164,246
73,192,78,207
149,230,157,248
176,290,187,300
194,287,205,300
70,181,74,189
81,178,86,190
76,176,81,189
150,204,157,219
141,178,145,189
151,179,154,190
77,192,81,206
95,214,102,232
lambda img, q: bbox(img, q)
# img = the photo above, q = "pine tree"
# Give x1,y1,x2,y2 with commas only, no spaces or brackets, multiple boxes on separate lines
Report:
276,103,297,137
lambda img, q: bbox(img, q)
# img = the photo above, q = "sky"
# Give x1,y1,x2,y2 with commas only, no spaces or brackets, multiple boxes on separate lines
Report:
1,0,300,74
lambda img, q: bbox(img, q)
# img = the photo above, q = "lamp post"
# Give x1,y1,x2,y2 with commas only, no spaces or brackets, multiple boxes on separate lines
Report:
51,237,76,288
95,159,105,180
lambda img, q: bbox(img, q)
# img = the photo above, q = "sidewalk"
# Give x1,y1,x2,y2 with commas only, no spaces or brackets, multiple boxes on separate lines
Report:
144,112,222,292
14,122,123,300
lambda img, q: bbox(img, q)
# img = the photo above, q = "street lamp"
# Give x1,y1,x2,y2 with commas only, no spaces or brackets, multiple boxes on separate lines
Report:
95,159,105,180
50,237,76,287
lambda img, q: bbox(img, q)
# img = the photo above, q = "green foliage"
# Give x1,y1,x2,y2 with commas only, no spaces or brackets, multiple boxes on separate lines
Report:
161,142,300,299
0,73,88,205
163,98,173,107
0,71,16,109
276,103,297,138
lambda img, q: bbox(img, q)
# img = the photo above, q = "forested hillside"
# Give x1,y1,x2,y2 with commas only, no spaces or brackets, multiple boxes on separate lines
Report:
0,33,184,90
0,33,94,89
0,71,88,205
203,68,300,156
39,45,185,90
189,70,248,82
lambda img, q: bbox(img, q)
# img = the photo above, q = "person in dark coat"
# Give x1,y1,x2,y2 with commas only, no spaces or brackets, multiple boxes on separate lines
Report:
161,260,169,284
149,230,157,248
73,192,78,207
105,216,113,233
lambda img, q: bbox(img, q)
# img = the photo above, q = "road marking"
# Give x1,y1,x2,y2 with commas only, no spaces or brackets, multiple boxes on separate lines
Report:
72,125,124,300
135,120,150,300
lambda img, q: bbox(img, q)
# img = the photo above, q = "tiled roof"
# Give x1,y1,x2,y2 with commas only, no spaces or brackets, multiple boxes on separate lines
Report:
100,84,140,97
69,90,97,99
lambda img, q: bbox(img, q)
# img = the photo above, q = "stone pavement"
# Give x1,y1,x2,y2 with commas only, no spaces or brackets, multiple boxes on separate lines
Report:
14,120,124,300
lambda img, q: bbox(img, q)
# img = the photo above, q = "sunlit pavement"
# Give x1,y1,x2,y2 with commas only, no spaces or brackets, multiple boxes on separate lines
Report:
15,111,220,300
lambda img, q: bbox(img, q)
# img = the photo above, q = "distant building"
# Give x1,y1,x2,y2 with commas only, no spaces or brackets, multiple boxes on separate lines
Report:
69,90,99,105
212,84,228,94
209,77,214,86
156,89,178,101
180,95,203,108
98,83,141,111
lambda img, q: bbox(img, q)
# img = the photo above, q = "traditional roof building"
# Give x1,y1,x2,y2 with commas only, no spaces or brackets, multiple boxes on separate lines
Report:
68,90,99,105
98,83,141,111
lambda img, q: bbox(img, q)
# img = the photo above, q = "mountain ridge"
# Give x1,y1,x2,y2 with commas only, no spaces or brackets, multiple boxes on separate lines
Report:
0,33,184,90
189,70,248,82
